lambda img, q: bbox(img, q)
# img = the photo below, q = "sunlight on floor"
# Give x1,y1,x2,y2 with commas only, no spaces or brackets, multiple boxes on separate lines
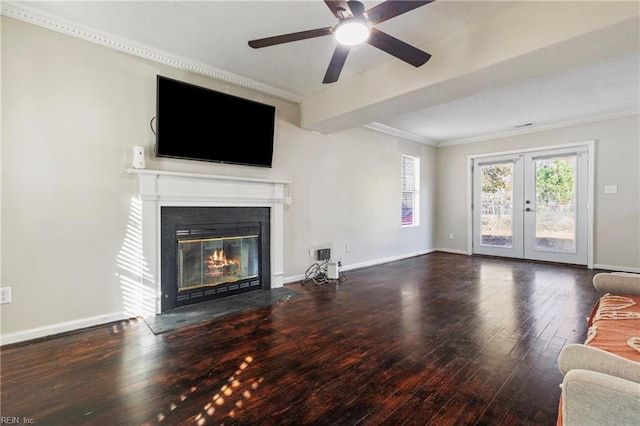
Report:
194,355,264,425
147,355,263,425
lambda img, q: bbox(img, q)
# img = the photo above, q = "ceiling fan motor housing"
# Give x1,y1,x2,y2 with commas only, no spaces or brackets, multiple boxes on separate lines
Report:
346,1,366,18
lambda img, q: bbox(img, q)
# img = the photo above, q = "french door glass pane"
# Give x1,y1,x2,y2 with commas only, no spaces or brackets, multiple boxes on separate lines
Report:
480,163,513,247
534,155,577,253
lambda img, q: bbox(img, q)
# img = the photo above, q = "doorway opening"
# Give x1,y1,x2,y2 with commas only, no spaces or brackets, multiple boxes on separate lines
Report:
470,143,593,266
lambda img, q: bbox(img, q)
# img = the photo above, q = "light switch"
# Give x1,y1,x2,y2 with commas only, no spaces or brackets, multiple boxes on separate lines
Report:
604,185,618,194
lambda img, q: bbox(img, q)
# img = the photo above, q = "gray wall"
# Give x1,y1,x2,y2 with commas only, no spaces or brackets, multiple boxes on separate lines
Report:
2,16,638,342
1,17,435,338
435,115,640,270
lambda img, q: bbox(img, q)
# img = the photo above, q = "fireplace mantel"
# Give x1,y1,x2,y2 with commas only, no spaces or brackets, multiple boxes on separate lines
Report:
127,168,290,315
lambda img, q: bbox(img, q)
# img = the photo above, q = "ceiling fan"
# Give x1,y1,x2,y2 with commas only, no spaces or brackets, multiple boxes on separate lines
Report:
248,0,434,84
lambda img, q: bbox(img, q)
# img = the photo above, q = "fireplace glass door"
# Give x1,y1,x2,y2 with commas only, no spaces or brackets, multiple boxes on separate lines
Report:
178,234,259,292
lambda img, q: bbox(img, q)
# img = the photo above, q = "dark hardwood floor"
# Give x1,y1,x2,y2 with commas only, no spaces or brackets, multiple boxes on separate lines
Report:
0,252,604,425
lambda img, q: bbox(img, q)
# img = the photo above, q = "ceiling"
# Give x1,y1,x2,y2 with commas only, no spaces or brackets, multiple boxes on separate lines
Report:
4,0,639,145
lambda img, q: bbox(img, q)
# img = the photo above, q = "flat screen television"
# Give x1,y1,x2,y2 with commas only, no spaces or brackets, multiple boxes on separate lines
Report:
155,75,275,168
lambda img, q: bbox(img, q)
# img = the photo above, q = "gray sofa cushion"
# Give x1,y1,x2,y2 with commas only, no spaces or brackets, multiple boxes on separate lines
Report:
561,369,640,426
558,343,640,383
593,272,640,296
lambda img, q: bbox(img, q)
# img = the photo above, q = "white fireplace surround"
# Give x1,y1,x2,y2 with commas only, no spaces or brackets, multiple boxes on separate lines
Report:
128,168,290,314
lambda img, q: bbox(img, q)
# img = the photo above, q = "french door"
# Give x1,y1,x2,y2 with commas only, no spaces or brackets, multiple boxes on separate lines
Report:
472,146,589,265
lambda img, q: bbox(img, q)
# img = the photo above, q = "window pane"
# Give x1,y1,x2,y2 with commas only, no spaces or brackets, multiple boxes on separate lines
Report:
402,154,419,226
402,156,415,191
480,163,513,247
402,192,414,225
534,156,577,253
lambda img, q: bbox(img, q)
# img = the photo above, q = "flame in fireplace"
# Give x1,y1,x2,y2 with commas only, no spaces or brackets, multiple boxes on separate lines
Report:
206,249,240,277
209,249,229,264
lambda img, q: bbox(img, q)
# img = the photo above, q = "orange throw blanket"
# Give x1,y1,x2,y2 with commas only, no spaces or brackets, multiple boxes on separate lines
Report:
586,293,640,362
557,293,640,425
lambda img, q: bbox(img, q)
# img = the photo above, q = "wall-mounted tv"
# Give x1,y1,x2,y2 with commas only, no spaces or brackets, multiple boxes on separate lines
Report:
155,75,275,168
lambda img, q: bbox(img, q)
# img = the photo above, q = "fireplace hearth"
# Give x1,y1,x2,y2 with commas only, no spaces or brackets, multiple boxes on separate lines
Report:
161,207,270,312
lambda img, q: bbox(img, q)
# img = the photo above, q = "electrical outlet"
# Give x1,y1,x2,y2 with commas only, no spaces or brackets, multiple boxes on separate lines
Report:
317,248,331,261
449,233,454,240
0,287,12,304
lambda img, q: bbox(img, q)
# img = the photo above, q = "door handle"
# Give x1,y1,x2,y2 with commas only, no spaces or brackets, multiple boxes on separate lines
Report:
525,207,533,212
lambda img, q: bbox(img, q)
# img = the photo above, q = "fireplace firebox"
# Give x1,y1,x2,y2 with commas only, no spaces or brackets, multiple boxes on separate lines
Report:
178,234,259,290
161,207,270,312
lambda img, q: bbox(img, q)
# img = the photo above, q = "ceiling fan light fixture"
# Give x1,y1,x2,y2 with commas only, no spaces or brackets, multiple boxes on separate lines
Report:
248,0,434,84
334,19,370,46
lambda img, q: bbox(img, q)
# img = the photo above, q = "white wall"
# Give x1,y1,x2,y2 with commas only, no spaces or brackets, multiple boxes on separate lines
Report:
435,115,640,271
0,17,436,339
279,125,435,278
6,14,637,343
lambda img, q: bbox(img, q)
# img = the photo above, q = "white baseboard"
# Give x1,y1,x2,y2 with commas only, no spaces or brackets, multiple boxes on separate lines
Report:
342,249,436,271
284,274,306,284
2,250,437,343
6,253,627,346
0,312,129,346
283,249,437,284
593,264,640,273
435,250,640,273
435,248,469,255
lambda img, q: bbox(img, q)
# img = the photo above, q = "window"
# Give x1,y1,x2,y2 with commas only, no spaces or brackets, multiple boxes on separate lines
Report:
402,154,420,226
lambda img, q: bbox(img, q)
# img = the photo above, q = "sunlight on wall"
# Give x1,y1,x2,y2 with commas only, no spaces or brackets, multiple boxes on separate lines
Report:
116,197,156,318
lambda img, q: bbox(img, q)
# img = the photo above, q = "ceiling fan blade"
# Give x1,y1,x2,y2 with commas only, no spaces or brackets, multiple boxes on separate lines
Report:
324,0,352,19
366,0,435,25
323,44,350,84
367,28,431,67
248,27,333,48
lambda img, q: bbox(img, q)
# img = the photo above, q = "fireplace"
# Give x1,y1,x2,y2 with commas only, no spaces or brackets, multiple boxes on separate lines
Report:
161,207,270,311
180,234,258,289
128,168,289,317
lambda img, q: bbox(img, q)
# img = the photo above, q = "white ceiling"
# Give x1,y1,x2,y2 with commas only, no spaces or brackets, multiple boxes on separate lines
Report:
4,0,639,145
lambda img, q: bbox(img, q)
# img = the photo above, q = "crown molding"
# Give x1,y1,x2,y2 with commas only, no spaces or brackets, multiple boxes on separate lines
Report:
1,2,304,104
367,109,639,147
437,109,640,147
363,122,438,146
4,3,637,143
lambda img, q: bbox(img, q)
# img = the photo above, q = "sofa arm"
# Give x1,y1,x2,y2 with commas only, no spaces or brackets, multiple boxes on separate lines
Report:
593,272,640,295
561,369,640,426
558,344,640,383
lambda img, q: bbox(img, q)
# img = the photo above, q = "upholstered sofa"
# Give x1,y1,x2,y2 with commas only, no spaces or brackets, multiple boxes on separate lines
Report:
557,272,640,425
